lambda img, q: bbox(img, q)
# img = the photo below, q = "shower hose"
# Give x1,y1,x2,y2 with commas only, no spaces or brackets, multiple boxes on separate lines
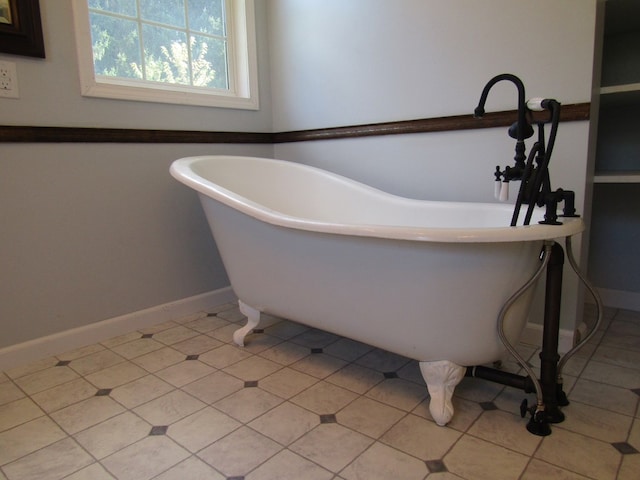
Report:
497,235,603,414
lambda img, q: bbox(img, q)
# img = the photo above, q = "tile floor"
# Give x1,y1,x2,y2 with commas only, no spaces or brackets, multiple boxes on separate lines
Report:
1,302,638,480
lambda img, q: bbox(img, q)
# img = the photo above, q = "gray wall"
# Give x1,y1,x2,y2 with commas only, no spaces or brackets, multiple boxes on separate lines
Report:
0,0,274,348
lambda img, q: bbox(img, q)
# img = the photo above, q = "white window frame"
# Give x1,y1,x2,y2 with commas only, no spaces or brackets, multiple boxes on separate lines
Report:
71,0,259,110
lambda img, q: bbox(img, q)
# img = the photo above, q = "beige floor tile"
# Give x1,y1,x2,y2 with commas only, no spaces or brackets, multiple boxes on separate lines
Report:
381,413,461,460
68,349,125,375
133,390,205,426
102,435,190,480
467,409,542,455
291,381,358,415
110,338,165,359
569,378,639,416
223,355,282,381
0,381,24,406
241,333,284,354
138,321,180,335
340,441,429,480
170,334,223,355
167,407,241,452
365,377,427,412
109,374,174,409
355,348,411,373
264,319,310,339
131,347,185,373
592,344,640,370
559,401,633,443
325,363,383,394
215,305,246,323
214,386,283,423
2,437,93,480
323,337,374,362
259,367,318,398
3,357,58,380
198,426,282,477
444,435,529,480
101,331,145,349
57,343,106,362
85,362,147,389
155,360,215,387
534,428,621,480
618,452,640,480
207,323,243,343
413,396,483,433
246,449,334,480
249,401,320,445
453,376,505,403
0,416,67,465
153,456,225,480
0,397,43,432
521,458,593,480
258,340,310,366
13,366,79,395
181,370,244,404
51,396,125,435
290,423,373,473
64,463,116,480
198,344,253,369
30,377,98,413
183,315,230,333
74,411,150,459
626,417,640,451
290,328,341,349
153,326,199,345
290,353,348,379
337,396,405,439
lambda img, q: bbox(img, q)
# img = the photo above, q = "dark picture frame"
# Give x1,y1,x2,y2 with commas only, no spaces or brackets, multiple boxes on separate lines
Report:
0,0,45,58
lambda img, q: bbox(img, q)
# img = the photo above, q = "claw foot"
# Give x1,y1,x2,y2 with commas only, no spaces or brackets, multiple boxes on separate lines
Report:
419,360,466,426
233,301,261,347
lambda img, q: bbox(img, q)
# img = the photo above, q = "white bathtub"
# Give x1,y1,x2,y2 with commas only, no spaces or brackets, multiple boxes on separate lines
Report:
170,155,584,425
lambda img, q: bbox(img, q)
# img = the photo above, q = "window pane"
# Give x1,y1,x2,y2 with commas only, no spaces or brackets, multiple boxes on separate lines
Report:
90,13,141,79
142,24,190,85
190,34,228,88
188,0,225,36
140,0,186,28
88,0,136,17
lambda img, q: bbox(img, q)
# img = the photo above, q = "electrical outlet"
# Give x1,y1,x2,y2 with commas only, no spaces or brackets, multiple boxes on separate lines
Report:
0,61,19,99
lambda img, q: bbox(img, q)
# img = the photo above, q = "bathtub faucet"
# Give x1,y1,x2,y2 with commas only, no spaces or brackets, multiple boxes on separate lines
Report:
475,75,579,226
474,73,534,176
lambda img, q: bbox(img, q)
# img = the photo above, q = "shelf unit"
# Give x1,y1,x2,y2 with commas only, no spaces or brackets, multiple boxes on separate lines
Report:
588,0,640,310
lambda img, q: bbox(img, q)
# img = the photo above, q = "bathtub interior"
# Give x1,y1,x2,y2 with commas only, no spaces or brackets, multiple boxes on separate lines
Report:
186,155,544,228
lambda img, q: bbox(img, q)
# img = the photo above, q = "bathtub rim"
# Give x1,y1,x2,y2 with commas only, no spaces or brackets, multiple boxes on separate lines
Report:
170,155,585,243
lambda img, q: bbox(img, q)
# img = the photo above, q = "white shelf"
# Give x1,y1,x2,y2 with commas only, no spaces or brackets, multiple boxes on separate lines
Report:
594,171,640,183
600,82,640,95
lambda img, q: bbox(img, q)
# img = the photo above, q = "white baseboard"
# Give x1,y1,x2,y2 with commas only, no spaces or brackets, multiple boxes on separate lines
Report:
586,288,640,312
0,287,237,372
520,322,576,354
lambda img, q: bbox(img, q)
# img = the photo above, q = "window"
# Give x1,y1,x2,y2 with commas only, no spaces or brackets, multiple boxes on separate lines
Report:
72,0,258,109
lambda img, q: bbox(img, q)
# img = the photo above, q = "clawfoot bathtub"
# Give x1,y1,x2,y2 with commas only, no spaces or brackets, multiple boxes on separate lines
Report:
170,155,584,425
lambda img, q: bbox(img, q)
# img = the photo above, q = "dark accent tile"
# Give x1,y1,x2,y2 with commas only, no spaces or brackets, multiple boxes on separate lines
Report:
227,477,245,480
320,414,337,424
244,381,258,388
426,459,447,473
383,371,398,379
632,388,640,397
207,313,218,317
479,401,498,411
141,333,154,339
253,328,264,334
149,425,169,436
311,348,324,354
186,355,199,361
612,442,639,454
56,360,71,367
95,389,112,397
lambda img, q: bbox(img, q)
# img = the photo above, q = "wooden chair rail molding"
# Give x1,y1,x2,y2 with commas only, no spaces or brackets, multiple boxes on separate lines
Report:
0,103,589,144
